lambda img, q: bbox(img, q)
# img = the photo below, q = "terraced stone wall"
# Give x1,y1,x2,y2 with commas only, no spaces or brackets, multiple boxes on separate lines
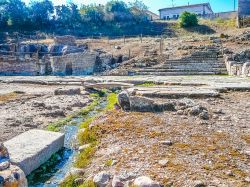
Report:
0,57,38,76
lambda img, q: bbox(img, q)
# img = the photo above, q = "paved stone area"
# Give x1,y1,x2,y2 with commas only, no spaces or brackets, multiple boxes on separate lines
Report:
4,130,64,176
0,76,249,89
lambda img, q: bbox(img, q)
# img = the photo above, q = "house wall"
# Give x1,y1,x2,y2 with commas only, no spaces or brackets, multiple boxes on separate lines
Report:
159,5,213,19
238,0,250,28
203,11,237,20
238,0,250,16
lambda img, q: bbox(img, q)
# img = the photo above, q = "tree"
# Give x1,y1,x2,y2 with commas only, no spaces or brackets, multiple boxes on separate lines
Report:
3,0,28,27
129,0,148,22
80,4,104,24
179,11,198,27
105,0,131,22
29,0,54,29
0,0,8,27
55,3,81,29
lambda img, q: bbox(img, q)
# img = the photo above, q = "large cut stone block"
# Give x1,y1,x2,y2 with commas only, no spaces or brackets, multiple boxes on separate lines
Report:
4,130,65,176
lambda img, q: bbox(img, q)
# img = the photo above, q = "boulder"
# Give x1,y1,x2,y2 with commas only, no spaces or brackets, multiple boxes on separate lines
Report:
242,62,250,77
0,143,9,160
93,171,111,187
0,165,27,187
54,88,81,95
0,160,10,171
133,176,160,187
129,96,175,112
112,175,124,187
118,91,131,111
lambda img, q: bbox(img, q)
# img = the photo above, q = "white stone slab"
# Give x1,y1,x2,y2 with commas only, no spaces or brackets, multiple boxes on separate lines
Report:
4,129,65,176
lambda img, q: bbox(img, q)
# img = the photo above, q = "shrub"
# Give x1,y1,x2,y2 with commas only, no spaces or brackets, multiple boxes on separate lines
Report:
179,11,198,27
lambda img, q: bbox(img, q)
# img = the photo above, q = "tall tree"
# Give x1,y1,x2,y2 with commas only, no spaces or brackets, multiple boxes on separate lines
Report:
0,0,8,27
29,0,54,30
3,0,28,27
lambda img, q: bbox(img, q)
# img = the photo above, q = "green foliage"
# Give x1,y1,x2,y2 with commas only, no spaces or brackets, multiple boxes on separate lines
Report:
137,81,157,87
105,93,118,111
104,159,113,167
78,124,98,145
60,174,78,187
79,180,96,187
0,0,157,36
47,94,101,132
47,116,72,132
179,11,198,27
75,145,96,168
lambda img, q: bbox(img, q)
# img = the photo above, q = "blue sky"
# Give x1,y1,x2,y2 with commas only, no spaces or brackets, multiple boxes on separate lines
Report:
23,0,238,14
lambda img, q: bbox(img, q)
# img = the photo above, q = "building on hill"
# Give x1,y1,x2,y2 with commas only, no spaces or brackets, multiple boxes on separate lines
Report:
145,10,159,20
159,3,213,20
238,0,250,27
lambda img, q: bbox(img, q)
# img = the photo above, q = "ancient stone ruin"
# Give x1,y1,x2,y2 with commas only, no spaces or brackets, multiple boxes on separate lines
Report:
0,36,126,76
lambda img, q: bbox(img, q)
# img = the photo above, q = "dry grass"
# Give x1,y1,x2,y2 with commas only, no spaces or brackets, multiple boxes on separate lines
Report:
0,92,19,104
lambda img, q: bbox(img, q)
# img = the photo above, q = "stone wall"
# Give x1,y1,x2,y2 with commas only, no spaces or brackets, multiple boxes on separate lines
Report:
224,50,250,77
49,51,99,75
0,57,38,76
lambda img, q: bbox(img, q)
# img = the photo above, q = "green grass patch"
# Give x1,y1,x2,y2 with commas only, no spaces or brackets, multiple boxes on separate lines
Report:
79,180,96,187
104,159,113,167
78,125,98,145
47,94,102,132
137,82,157,87
60,174,79,187
105,93,118,111
47,116,73,132
75,144,96,168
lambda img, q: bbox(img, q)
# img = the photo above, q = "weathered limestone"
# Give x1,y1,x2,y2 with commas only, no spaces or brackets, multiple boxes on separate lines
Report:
0,57,38,76
128,86,220,99
133,176,160,187
4,130,65,176
84,82,134,90
224,50,250,77
50,51,98,75
54,87,81,95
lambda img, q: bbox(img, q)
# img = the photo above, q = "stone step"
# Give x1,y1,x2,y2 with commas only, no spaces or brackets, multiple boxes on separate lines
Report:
4,130,65,176
159,63,226,68
164,60,224,64
136,68,228,73
132,71,227,76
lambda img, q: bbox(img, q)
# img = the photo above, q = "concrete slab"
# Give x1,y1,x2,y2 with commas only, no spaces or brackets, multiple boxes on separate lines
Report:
4,129,64,176
129,86,220,99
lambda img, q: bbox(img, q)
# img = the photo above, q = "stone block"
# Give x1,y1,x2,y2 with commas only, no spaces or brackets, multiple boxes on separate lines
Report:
4,130,64,176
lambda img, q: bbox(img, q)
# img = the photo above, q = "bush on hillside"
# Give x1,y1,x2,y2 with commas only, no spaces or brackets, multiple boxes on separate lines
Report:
179,11,198,27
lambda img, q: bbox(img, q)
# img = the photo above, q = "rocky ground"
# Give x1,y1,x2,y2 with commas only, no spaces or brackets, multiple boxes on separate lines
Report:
0,76,249,187
0,83,91,142
85,91,250,187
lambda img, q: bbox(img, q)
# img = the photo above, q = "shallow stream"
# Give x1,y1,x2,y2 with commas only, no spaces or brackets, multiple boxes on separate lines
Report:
27,98,107,187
